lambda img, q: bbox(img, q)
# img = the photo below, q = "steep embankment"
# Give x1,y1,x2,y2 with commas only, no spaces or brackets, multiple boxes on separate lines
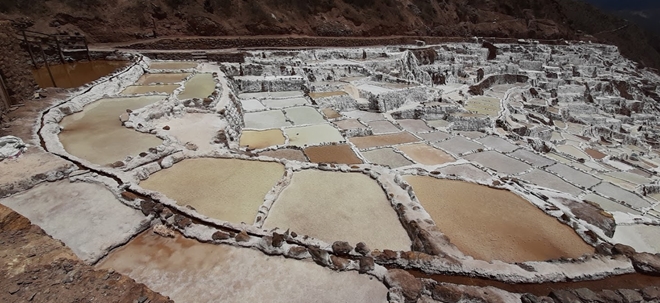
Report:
0,0,659,69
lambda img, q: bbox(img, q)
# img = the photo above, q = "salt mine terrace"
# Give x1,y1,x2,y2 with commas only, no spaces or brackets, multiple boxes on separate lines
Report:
1,40,660,303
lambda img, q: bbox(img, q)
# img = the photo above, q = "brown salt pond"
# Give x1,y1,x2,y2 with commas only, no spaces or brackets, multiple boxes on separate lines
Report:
404,176,594,262
321,107,341,119
149,61,198,70
304,144,362,164
350,132,419,150
59,96,164,165
98,232,388,303
177,73,216,100
33,60,128,88
240,129,286,149
259,148,308,162
121,84,179,95
140,158,284,224
397,143,455,166
136,73,190,85
264,170,411,250
585,148,607,160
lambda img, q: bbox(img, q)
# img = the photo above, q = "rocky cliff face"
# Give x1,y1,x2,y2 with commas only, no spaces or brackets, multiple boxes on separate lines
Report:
0,20,36,111
0,0,659,70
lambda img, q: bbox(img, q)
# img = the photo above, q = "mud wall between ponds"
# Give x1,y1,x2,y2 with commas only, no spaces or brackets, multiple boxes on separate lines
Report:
0,21,36,114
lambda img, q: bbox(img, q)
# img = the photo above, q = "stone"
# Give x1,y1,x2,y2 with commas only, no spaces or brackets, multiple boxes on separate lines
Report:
308,246,329,266
612,243,636,257
212,231,230,241
549,289,581,303
271,232,285,248
520,294,555,303
173,215,192,229
119,113,129,123
595,242,614,255
641,286,660,301
330,255,350,271
140,199,156,216
598,290,624,303
120,191,139,201
152,224,175,238
617,289,643,303
110,161,125,168
374,249,398,262
355,242,370,255
630,253,660,276
185,142,198,151
160,208,173,219
359,256,374,273
285,246,308,259
332,241,353,256
385,269,422,303
573,288,600,302
431,284,463,303
163,125,171,130
235,230,250,242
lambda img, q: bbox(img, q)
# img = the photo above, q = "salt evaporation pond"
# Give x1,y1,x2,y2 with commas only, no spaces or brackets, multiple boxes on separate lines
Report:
58,96,164,165
240,129,286,149
98,232,388,303
140,158,284,224
149,61,198,70
33,60,128,88
404,176,595,262
136,73,190,85
264,170,411,250
177,73,216,100
121,84,179,95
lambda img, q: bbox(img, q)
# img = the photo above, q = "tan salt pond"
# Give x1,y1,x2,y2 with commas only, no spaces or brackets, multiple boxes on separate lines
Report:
309,91,347,99
136,73,190,85
140,158,284,224
59,96,164,165
321,107,341,119
121,84,179,95
264,170,411,250
404,176,594,262
304,144,362,164
177,73,216,100
284,124,344,147
149,61,198,70
465,96,501,117
98,232,388,303
557,145,590,159
349,132,419,150
240,129,286,149
398,143,455,166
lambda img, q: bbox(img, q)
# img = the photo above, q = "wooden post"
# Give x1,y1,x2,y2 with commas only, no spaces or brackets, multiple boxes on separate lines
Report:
22,30,38,69
38,44,57,88
54,36,66,64
0,74,11,110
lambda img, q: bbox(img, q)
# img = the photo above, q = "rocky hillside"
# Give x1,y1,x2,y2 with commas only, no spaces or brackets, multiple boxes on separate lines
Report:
0,0,659,69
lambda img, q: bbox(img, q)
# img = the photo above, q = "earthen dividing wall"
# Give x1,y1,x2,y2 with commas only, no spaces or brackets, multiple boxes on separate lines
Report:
0,21,35,114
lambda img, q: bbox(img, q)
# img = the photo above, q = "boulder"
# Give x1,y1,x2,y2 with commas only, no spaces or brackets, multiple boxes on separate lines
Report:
612,243,636,257
332,241,353,256
641,286,660,301
630,253,660,276
598,290,624,303
617,289,643,303
573,288,600,303
549,290,581,303
431,284,463,303
385,269,422,303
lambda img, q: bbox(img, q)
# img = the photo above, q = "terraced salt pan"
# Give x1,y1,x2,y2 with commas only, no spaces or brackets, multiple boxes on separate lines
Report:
350,132,419,150
342,110,384,122
239,91,303,99
321,107,341,119
284,106,326,125
605,171,650,185
140,158,285,224
240,129,286,149
426,119,451,129
241,99,266,112
177,73,215,100
136,73,190,85
546,163,601,188
367,120,401,134
612,225,660,254
465,96,500,117
557,145,590,160
464,151,531,175
598,174,638,191
509,149,556,167
477,136,519,153
592,182,652,209
262,97,309,109
438,164,491,183
259,148,308,162
398,143,455,166
98,232,388,303
265,170,411,251
149,61,198,70
362,148,414,168
0,180,148,263
434,136,483,155
418,131,452,142
59,96,163,165
309,91,347,99
158,113,225,154
520,170,583,196
582,194,641,215
334,119,366,130
397,119,433,133
284,124,344,147
244,110,291,129
304,144,362,164
584,148,607,160
404,176,595,262
121,84,179,95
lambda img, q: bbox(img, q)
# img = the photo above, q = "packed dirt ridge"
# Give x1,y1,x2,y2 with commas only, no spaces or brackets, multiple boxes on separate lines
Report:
1,0,660,70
